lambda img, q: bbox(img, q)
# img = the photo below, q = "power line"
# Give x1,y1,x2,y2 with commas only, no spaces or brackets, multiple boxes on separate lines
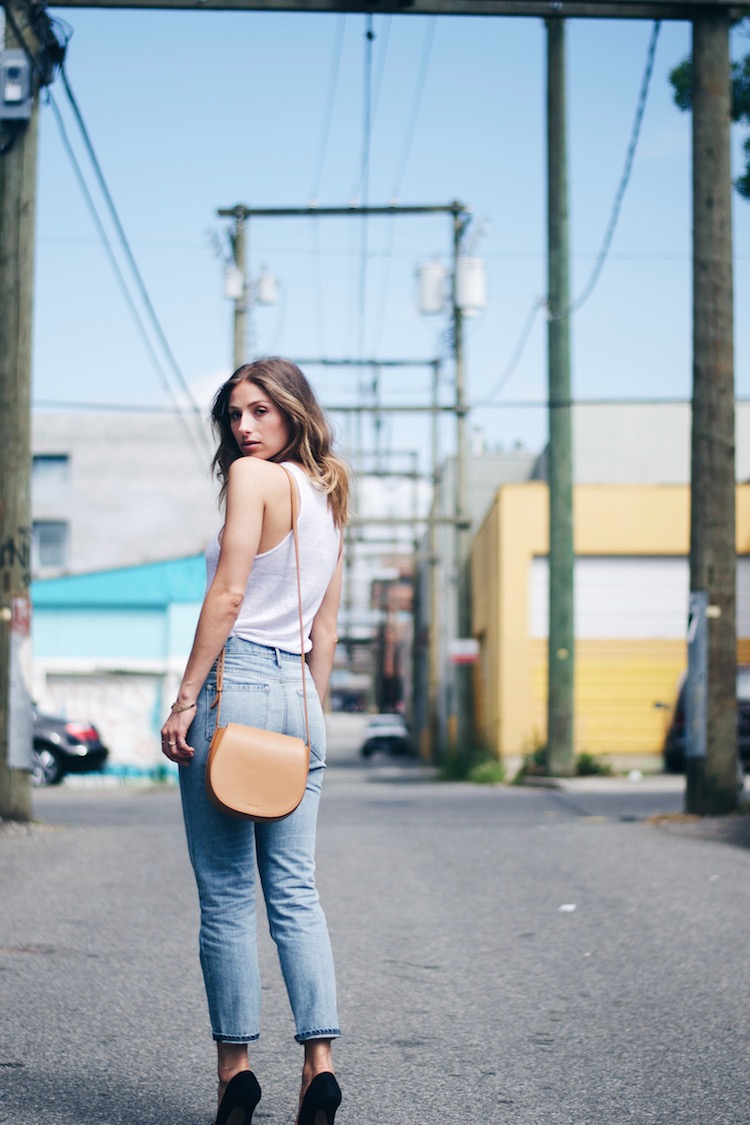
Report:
306,12,346,358
550,19,662,321
356,14,375,366
368,221,398,356
57,62,211,455
33,401,183,414
390,16,437,200
308,13,346,204
45,92,210,468
42,239,703,264
309,220,328,357
480,21,663,403
370,14,392,138
369,16,438,356
477,298,546,405
471,395,697,409
37,395,742,415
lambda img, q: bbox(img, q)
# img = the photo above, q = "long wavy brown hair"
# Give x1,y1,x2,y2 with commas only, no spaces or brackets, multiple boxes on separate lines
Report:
210,358,349,528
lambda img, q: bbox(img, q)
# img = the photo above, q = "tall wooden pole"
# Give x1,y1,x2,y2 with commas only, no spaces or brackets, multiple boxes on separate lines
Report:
686,9,737,815
232,209,247,369
452,208,473,763
0,6,38,819
428,359,442,760
546,17,575,776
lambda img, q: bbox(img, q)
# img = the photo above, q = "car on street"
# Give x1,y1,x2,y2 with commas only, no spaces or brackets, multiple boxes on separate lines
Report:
662,666,750,773
32,709,109,786
359,712,412,758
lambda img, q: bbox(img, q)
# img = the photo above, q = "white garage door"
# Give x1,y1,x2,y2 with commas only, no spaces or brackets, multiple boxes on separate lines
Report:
529,556,750,639
42,673,164,773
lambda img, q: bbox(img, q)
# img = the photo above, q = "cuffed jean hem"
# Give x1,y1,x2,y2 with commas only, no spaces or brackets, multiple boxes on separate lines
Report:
212,1032,261,1044
295,1027,342,1044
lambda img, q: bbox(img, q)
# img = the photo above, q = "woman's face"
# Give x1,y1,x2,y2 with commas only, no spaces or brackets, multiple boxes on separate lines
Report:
228,380,291,461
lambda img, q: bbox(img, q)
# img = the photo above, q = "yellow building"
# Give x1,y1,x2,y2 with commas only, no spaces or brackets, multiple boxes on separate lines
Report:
471,482,750,764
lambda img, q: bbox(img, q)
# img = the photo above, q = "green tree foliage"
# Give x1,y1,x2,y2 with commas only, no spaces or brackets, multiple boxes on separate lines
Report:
669,50,750,199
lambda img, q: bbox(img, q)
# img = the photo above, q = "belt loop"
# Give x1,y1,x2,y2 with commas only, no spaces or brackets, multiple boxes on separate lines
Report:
274,646,282,667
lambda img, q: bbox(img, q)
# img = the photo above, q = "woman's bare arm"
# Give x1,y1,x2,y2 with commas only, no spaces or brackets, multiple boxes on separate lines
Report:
161,459,279,758
306,542,345,704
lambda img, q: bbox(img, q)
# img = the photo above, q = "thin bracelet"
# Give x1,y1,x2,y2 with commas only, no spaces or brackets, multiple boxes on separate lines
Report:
170,700,197,714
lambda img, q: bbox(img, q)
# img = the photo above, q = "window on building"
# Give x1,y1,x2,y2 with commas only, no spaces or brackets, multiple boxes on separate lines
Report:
32,521,69,570
32,453,70,482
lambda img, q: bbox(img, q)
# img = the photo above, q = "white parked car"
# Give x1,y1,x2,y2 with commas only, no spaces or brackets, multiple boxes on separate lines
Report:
360,713,412,758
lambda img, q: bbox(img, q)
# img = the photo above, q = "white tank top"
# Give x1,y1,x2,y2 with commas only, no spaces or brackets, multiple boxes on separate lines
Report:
205,462,341,654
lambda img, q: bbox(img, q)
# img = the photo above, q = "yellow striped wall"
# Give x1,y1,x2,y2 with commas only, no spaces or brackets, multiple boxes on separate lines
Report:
471,483,750,760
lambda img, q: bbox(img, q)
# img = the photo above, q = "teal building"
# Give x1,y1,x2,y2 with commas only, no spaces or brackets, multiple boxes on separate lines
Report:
31,556,205,776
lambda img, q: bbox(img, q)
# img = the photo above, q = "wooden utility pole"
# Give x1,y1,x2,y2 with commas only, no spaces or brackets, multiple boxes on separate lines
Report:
686,9,737,815
428,359,442,761
451,207,474,765
231,208,247,369
545,17,575,776
0,4,39,820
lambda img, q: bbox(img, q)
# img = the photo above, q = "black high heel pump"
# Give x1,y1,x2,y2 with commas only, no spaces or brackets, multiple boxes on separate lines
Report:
298,1072,342,1125
216,1070,262,1125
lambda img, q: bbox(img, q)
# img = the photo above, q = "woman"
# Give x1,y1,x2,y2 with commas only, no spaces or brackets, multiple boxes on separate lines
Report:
161,358,348,1125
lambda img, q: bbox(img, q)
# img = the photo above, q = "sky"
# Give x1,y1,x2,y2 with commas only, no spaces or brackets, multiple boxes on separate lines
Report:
30,6,750,484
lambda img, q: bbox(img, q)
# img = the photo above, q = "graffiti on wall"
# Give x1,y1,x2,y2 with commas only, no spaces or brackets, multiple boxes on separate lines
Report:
0,526,31,592
8,596,33,769
42,673,165,774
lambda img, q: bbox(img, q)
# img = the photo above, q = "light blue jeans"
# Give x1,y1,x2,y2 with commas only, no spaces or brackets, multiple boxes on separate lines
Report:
179,636,341,1044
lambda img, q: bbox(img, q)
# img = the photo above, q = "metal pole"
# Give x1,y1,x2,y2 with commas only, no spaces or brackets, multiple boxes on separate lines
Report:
51,0,742,21
686,9,737,815
545,17,575,777
218,204,465,219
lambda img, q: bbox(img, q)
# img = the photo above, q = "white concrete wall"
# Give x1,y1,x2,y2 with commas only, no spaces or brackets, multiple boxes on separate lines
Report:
33,412,219,575
572,401,750,484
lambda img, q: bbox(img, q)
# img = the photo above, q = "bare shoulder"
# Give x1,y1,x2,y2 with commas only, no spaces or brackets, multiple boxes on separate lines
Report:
227,458,293,500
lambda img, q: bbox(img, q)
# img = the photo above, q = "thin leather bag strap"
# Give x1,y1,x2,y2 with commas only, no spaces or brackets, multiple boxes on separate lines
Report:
283,464,312,750
210,465,311,749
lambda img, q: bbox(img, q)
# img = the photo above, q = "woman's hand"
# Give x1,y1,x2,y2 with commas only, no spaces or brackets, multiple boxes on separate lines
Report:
160,703,197,765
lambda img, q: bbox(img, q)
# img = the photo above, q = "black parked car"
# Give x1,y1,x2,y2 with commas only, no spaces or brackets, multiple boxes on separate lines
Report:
32,709,109,786
662,667,750,773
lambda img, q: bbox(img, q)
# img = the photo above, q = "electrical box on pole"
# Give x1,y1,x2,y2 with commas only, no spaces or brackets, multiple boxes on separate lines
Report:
455,257,486,318
417,260,446,315
223,263,244,301
256,266,278,306
0,50,33,121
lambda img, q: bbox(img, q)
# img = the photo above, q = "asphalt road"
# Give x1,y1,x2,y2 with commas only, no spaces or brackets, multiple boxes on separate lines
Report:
1,716,749,1125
